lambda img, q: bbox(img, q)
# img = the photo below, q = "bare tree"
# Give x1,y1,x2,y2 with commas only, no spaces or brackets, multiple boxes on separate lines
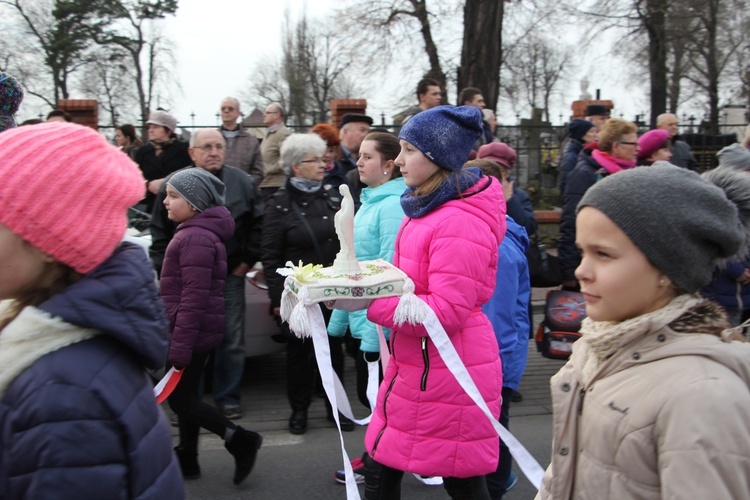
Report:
243,12,364,126
79,46,139,126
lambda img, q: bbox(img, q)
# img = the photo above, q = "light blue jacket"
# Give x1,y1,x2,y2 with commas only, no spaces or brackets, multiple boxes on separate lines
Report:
482,216,530,390
328,178,406,352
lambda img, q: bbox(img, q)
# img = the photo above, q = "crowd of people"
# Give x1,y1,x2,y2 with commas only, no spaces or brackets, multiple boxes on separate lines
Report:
2,67,750,499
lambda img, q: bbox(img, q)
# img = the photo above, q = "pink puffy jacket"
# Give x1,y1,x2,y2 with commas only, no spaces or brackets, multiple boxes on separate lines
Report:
365,176,506,478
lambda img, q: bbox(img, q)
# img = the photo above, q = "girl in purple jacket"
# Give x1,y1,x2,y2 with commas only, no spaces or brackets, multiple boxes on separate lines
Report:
161,168,262,485
363,106,506,499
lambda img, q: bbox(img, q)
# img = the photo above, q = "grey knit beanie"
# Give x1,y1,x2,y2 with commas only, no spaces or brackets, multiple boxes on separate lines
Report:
578,165,750,293
167,168,225,212
399,105,483,171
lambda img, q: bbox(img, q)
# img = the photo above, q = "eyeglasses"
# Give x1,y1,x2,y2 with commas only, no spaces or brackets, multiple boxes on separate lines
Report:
221,106,236,112
263,110,280,115
196,144,225,152
618,141,638,146
300,157,324,164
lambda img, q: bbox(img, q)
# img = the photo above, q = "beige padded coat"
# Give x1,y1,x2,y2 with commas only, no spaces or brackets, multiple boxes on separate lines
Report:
537,300,750,500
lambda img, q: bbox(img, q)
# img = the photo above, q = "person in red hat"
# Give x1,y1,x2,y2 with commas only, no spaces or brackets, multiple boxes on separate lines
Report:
637,129,672,166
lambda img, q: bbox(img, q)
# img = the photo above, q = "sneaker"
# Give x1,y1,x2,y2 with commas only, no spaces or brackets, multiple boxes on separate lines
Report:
505,471,518,493
334,457,366,485
413,474,443,485
221,404,243,420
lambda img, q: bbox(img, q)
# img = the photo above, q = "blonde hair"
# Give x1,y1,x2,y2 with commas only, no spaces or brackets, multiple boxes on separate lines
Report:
598,118,638,152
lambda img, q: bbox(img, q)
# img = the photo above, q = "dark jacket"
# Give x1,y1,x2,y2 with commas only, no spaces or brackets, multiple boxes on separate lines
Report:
133,140,191,212
150,165,264,275
0,243,183,499
702,258,750,311
670,138,699,171
558,149,608,282
261,179,341,308
560,138,584,196
160,206,235,367
505,185,537,237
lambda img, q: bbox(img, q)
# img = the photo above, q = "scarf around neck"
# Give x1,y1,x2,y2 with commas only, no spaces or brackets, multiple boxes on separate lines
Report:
579,294,703,385
592,149,636,175
401,167,483,218
290,176,322,193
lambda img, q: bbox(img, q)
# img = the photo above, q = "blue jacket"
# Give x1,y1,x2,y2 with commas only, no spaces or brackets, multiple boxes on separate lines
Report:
0,243,183,499
328,178,406,352
560,138,584,196
483,217,530,390
506,186,537,237
702,258,750,310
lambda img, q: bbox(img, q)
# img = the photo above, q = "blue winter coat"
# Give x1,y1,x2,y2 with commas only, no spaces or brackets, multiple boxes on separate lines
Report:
0,243,183,499
483,216,530,390
328,178,406,352
702,258,750,310
560,138,584,196
160,206,236,368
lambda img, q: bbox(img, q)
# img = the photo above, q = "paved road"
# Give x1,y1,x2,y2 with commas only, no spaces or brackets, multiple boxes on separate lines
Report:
172,310,566,499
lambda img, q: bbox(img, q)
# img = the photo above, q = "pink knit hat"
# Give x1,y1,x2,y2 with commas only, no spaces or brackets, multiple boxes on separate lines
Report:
0,122,146,273
637,129,670,161
477,142,517,169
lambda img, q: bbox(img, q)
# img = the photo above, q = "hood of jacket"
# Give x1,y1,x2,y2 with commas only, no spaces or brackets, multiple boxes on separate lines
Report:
360,177,406,205
38,242,169,369
175,205,235,242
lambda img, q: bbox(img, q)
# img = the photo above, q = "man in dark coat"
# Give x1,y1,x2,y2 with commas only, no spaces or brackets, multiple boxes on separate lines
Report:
150,129,264,420
657,113,699,171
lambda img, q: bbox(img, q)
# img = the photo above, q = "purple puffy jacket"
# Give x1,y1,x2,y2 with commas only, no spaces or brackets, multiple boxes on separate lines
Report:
160,206,235,367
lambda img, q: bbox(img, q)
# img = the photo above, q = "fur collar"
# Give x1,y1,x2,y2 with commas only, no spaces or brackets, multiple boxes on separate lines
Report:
0,302,98,398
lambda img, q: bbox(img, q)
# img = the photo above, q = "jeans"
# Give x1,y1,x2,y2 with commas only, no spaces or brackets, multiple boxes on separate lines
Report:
486,387,513,499
364,455,491,500
169,352,235,450
213,274,246,408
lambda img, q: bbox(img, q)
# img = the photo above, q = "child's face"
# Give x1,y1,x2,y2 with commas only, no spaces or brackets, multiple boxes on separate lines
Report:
164,185,196,223
0,224,51,301
357,140,390,188
395,140,440,188
575,207,674,322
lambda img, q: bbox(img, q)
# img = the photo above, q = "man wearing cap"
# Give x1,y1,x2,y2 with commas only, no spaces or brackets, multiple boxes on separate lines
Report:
150,129,264,420
219,97,264,187
134,109,191,212
258,102,291,199
657,113,698,171
585,104,610,128
325,113,373,194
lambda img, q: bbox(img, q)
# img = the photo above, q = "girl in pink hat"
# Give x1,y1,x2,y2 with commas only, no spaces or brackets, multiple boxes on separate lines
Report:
0,122,183,498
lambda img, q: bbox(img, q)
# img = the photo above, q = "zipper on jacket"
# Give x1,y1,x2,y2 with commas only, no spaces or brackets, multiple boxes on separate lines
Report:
420,337,430,391
371,375,398,459
390,331,397,360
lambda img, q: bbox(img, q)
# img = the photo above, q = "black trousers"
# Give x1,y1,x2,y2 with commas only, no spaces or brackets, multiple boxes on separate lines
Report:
364,455,491,500
168,352,236,450
485,387,513,499
286,331,345,412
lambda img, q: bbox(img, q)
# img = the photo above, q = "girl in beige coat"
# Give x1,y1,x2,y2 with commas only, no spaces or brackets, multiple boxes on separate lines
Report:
538,165,750,499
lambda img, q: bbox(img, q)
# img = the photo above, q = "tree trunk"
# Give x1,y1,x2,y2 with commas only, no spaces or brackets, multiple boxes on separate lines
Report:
457,0,504,111
411,0,446,92
644,0,668,128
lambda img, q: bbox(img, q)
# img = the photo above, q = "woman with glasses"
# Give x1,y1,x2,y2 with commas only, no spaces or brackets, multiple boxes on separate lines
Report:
261,134,350,435
558,118,639,291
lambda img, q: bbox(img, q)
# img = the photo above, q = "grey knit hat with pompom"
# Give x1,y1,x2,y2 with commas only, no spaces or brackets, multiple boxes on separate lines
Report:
578,165,750,293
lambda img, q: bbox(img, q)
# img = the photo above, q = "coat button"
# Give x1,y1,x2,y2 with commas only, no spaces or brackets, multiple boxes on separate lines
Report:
657,334,666,342
559,446,569,456
632,352,641,360
561,383,571,392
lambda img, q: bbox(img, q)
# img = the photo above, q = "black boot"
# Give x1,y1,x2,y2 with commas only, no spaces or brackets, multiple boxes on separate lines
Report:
174,446,200,479
225,426,263,485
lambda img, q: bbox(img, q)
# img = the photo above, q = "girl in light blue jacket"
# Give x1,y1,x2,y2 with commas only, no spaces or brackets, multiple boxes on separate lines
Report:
328,132,405,408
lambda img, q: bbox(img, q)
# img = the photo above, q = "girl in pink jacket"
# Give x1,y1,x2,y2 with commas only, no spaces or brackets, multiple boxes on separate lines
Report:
364,105,506,499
